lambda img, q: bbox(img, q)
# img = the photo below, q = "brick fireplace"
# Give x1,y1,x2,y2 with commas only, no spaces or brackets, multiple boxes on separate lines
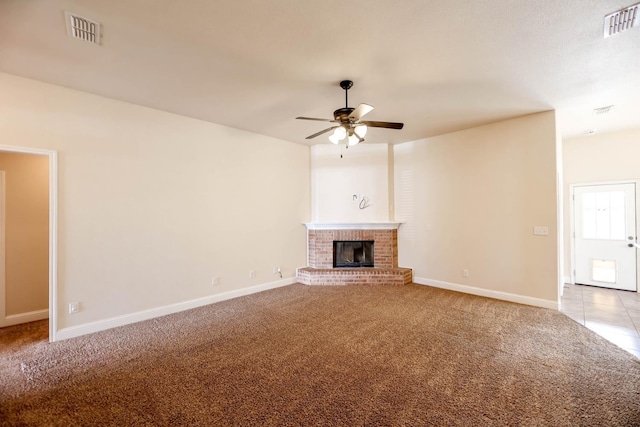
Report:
296,223,412,286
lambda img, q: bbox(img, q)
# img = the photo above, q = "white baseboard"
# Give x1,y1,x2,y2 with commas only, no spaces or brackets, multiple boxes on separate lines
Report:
414,277,559,310
55,277,297,341
563,276,572,285
1,309,49,328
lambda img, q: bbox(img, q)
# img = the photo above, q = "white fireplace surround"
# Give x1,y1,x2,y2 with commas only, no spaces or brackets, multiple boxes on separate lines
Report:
304,222,402,230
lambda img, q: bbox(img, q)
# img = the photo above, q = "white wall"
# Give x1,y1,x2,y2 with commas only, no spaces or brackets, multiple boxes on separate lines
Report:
394,111,559,306
0,73,310,338
562,128,640,280
311,143,393,222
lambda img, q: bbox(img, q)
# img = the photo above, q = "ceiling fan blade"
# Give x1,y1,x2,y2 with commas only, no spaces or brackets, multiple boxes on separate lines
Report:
306,126,338,139
348,103,374,121
361,120,404,130
296,116,334,122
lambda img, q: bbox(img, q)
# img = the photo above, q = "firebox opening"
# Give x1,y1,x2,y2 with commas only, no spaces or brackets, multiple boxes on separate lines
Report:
333,240,374,268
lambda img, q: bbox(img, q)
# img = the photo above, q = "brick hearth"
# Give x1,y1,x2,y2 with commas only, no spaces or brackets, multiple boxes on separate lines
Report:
297,225,412,286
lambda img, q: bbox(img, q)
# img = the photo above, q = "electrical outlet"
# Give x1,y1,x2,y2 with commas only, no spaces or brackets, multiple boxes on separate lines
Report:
462,269,469,278
533,226,549,236
249,270,255,279
211,277,219,286
69,302,80,314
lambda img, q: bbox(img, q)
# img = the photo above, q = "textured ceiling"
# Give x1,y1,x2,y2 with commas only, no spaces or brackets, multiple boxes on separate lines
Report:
0,0,639,145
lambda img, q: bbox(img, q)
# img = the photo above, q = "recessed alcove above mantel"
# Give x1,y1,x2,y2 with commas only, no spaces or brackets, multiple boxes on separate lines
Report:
303,144,411,285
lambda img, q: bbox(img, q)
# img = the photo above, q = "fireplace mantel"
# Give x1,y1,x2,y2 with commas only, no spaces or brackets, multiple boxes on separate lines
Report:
304,222,402,230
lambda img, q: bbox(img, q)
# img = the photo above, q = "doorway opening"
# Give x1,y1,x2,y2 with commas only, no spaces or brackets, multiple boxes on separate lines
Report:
0,146,57,342
571,182,637,292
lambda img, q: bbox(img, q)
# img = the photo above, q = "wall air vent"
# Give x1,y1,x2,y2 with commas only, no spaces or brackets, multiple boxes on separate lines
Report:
65,11,101,45
604,3,639,38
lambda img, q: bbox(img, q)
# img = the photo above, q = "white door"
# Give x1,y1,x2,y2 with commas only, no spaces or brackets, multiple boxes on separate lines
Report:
574,183,637,291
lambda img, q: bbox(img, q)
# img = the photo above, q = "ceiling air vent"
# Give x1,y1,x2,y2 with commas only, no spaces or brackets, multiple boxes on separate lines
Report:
593,105,614,115
604,3,639,38
65,11,101,45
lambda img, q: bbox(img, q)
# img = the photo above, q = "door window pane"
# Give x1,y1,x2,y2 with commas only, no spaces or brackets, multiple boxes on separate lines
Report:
582,190,626,240
610,191,626,240
595,192,610,239
582,193,597,239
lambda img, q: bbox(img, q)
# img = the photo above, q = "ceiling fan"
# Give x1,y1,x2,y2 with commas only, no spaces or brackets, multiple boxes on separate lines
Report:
296,80,404,146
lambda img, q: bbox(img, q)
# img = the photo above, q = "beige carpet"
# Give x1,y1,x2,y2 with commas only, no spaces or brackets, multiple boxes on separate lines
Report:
1,283,639,426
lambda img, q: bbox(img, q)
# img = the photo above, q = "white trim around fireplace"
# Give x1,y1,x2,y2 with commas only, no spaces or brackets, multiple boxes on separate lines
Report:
304,222,402,230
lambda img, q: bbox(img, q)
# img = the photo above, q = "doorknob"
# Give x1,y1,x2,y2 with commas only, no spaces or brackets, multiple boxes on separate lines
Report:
628,236,635,240
629,242,640,248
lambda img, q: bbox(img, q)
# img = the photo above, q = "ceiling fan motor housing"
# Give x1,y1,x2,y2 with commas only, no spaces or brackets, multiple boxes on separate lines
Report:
333,107,355,123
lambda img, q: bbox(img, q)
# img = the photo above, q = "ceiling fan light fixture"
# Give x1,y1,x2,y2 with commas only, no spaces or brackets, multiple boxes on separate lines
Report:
354,124,367,138
329,126,347,143
348,134,360,146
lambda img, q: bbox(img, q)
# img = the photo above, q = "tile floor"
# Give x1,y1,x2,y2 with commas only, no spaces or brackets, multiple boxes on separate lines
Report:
560,283,640,358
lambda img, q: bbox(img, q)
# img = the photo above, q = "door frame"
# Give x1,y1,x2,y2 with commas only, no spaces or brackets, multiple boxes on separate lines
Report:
0,145,58,341
0,171,5,325
569,180,639,290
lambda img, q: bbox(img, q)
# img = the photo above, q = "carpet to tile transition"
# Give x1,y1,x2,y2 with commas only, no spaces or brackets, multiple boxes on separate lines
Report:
1,283,639,426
